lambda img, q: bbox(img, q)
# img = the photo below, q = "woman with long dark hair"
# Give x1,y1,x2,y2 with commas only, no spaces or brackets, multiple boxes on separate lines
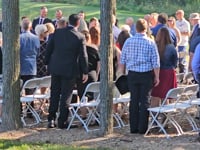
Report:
151,27,178,107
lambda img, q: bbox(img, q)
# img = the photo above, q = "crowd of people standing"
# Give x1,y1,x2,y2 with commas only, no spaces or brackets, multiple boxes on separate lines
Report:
0,6,200,135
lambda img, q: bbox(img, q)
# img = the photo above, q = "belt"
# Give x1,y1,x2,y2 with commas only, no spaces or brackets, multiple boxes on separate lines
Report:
129,70,152,74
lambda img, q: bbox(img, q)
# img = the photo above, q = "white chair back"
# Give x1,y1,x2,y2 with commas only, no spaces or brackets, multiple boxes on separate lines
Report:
39,76,51,88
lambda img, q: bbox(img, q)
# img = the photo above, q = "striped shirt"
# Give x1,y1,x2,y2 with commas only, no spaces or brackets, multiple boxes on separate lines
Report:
121,33,160,72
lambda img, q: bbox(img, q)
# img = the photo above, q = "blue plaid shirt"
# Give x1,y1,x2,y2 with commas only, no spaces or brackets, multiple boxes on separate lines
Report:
121,33,160,72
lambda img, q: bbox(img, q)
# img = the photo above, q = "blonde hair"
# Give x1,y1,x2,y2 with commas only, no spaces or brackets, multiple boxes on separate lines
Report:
45,23,55,34
120,24,131,32
168,16,176,28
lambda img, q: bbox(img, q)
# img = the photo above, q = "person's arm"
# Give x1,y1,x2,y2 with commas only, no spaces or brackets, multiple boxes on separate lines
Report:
45,33,54,65
118,64,126,76
175,27,181,46
181,21,190,36
96,61,100,79
188,52,194,72
181,31,190,36
82,74,88,83
79,36,88,83
153,68,160,87
151,41,160,87
171,45,178,68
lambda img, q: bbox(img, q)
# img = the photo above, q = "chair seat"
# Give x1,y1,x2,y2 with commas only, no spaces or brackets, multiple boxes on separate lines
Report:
20,95,35,102
166,103,191,110
148,106,176,113
182,98,200,105
190,99,200,105
113,97,130,104
70,100,99,107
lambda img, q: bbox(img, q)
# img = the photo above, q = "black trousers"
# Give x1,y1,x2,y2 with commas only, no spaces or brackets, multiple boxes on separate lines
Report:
128,70,153,133
77,70,97,101
48,75,76,123
20,75,36,95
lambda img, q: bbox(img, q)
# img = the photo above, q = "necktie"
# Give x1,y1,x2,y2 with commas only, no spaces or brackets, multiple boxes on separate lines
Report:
39,18,44,24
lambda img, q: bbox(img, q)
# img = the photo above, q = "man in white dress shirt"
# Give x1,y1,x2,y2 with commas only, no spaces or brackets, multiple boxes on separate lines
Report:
176,9,190,73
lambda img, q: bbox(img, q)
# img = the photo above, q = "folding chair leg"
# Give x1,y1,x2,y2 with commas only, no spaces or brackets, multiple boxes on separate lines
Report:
67,108,79,130
185,114,199,131
116,113,126,127
113,113,122,128
168,117,183,135
145,112,170,139
21,102,41,126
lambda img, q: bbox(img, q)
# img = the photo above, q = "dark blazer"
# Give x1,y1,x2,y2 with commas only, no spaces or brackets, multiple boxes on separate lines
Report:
52,20,57,27
32,17,52,31
0,22,2,32
45,26,88,79
189,23,200,53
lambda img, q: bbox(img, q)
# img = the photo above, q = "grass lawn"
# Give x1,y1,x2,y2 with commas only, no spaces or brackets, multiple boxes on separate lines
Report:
0,139,110,150
17,0,144,25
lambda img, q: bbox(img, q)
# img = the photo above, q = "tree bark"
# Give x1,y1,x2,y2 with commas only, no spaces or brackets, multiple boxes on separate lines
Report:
99,0,114,135
1,0,21,130
112,0,116,16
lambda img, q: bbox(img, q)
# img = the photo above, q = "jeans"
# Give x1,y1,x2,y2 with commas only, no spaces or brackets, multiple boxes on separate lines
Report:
178,46,187,73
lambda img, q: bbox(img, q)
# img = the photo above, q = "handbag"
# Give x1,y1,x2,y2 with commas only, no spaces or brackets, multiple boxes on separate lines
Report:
115,75,129,95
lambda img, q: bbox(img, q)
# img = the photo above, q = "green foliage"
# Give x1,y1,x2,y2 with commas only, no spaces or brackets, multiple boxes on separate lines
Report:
0,139,111,150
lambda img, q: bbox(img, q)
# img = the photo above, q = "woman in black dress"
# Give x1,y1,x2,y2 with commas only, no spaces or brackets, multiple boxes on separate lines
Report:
35,24,50,94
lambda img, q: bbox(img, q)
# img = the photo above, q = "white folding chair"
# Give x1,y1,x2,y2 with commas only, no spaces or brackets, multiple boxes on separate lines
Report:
176,84,200,131
176,73,185,86
67,82,100,132
113,85,130,127
145,87,185,139
34,76,51,118
183,72,194,85
20,78,42,126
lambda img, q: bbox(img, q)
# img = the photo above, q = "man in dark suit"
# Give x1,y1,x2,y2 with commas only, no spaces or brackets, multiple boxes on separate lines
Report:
52,9,64,28
45,14,88,129
32,6,52,33
188,13,200,71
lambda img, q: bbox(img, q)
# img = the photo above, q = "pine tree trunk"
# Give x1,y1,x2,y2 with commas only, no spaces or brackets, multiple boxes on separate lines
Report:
99,0,114,135
1,0,21,131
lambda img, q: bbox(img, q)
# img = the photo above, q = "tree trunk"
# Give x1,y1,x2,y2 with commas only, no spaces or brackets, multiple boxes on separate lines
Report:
112,0,116,16
99,0,114,135
1,0,21,130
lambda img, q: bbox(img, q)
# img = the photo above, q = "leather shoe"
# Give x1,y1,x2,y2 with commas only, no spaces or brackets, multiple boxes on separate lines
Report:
58,123,67,129
48,120,56,128
58,122,78,129
131,129,139,134
138,130,146,134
